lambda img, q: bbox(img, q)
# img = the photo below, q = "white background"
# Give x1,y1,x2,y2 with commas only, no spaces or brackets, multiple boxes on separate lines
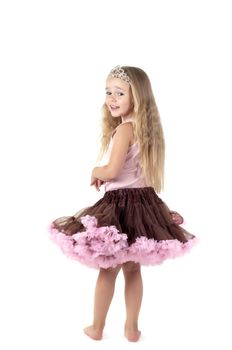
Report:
0,0,231,349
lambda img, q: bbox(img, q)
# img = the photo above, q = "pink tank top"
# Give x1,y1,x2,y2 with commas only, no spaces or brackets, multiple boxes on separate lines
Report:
104,139,147,192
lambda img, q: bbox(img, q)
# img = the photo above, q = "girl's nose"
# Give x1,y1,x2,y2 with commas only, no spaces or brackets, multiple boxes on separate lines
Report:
110,94,117,102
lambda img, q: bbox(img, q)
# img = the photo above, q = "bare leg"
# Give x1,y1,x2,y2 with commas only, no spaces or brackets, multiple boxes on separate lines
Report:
84,265,121,340
122,262,143,342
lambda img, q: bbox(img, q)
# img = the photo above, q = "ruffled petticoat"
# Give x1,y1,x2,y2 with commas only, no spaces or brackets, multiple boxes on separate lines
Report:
49,187,197,269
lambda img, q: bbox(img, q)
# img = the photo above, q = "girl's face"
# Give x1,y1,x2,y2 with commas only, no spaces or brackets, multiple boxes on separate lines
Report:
105,77,133,118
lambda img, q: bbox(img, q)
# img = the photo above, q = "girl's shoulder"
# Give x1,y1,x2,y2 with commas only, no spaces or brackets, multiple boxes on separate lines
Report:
111,122,135,145
112,121,134,136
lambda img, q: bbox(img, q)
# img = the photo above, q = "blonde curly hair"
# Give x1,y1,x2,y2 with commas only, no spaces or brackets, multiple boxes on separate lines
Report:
97,66,165,193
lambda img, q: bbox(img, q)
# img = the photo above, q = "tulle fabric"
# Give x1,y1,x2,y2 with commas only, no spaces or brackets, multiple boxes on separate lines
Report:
49,187,197,269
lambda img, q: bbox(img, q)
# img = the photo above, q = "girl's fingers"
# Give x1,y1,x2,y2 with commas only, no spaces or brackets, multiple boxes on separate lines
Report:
91,178,104,191
170,211,184,225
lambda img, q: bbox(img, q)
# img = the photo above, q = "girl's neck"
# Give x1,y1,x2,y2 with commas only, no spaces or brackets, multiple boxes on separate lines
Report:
121,115,134,123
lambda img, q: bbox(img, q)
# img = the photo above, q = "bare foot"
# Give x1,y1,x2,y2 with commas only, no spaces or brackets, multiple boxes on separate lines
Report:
124,328,141,342
83,326,103,341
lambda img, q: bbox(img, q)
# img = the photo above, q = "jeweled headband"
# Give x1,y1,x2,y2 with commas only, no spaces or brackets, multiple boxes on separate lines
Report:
109,65,131,84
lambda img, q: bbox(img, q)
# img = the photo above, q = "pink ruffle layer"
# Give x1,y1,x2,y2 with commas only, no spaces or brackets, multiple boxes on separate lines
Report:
49,215,197,269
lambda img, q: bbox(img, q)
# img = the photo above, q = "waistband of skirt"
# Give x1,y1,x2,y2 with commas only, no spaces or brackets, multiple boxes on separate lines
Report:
105,186,153,193
103,186,162,204
103,187,155,197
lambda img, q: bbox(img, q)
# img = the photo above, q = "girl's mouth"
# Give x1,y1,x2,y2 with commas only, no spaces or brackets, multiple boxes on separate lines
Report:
110,105,120,111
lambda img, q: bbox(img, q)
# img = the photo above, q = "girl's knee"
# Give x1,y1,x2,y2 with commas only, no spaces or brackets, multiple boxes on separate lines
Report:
122,262,141,274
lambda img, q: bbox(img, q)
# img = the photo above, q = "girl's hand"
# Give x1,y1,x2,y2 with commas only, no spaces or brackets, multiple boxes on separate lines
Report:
170,211,184,225
90,173,104,192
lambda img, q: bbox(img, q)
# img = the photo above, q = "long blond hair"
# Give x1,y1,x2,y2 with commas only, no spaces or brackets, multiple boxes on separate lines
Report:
97,66,165,193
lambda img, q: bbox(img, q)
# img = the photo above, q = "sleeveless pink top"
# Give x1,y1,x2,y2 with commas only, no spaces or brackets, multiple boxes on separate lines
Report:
104,138,147,192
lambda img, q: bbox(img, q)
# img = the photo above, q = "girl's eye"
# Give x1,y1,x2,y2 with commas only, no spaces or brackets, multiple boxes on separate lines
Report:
105,91,124,96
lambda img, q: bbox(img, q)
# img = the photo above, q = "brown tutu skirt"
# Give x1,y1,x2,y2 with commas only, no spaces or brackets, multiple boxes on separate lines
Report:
49,187,197,269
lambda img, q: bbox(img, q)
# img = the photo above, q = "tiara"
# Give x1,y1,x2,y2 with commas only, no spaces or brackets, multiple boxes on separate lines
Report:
109,65,131,84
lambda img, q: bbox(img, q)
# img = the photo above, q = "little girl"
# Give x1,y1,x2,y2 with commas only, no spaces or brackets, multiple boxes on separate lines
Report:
50,65,197,342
